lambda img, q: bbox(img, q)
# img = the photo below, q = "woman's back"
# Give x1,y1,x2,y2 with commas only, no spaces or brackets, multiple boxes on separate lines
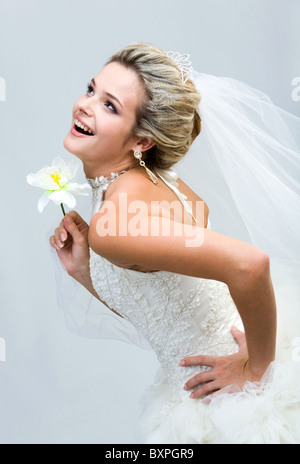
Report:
88,168,241,394
88,169,300,445
89,166,209,272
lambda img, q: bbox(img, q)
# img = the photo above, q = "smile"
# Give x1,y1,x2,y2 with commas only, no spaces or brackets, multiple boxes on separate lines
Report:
72,118,95,137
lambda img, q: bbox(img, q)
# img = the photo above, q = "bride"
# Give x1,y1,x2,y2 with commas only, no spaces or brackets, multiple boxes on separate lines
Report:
50,43,300,444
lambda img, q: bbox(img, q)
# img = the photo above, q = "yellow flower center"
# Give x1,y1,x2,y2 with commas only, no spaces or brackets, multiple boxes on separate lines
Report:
50,172,61,186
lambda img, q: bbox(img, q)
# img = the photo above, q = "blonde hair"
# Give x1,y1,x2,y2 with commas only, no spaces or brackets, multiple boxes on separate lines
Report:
106,43,201,170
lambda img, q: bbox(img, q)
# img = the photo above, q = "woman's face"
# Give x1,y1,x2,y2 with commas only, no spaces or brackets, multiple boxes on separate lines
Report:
64,62,146,167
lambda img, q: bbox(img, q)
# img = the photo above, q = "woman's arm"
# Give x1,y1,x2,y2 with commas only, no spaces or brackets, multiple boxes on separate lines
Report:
181,254,276,398
50,212,108,306
89,195,277,389
227,252,276,375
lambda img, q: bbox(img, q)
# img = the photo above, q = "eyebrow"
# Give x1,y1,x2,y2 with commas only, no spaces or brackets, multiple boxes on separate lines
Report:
91,78,123,109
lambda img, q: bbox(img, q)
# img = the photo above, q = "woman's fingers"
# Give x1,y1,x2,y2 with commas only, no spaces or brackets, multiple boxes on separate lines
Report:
183,369,221,398
62,215,86,246
184,370,214,391
190,381,220,399
53,225,67,249
179,355,216,368
180,356,219,399
50,211,89,250
59,224,68,242
50,223,69,250
50,235,56,249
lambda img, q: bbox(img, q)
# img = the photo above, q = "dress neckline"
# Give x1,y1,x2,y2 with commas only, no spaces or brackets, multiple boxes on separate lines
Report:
87,166,202,226
86,170,129,190
86,166,174,190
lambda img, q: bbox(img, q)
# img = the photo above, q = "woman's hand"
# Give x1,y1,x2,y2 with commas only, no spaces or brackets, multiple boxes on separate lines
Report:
180,327,267,399
50,211,90,282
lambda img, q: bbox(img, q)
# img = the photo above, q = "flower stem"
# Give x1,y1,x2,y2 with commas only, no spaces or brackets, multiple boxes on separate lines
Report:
61,203,66,216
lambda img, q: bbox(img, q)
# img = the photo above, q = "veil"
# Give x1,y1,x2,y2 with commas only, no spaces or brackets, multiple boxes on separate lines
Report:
52,68,300,354
177,70,300,353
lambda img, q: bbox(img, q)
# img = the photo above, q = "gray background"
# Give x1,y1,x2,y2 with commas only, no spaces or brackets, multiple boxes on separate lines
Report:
0,0,299,444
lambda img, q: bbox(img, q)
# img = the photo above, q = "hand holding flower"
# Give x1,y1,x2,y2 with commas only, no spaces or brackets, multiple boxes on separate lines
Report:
28,157,97,295
50,211,91,280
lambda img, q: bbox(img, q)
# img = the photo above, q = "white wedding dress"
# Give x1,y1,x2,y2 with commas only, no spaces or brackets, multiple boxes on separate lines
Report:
86,169,300,445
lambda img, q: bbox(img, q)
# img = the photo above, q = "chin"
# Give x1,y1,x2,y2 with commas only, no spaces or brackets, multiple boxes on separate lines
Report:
63,132,85,160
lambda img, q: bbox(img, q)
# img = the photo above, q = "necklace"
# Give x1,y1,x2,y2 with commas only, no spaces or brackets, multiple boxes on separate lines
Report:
86,165,137,190
87,166,138,215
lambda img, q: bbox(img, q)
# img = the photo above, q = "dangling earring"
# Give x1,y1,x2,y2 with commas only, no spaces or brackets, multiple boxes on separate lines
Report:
133,150,158,185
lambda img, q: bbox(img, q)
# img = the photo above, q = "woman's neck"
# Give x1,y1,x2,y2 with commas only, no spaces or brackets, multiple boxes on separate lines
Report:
82,159,139,180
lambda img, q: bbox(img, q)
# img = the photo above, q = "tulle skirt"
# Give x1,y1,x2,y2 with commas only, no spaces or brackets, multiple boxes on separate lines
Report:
138,361,300,444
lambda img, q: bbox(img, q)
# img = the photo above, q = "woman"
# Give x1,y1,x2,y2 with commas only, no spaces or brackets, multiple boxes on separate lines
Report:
50,43,300,444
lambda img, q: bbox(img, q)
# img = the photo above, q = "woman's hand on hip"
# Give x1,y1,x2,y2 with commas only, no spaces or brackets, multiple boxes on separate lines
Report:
180,327,268,400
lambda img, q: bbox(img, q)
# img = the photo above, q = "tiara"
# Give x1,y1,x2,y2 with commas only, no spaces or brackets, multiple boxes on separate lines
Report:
166,51,193,84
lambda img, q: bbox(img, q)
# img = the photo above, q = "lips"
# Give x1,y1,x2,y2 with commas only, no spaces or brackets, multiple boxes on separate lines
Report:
71,127,91,138
71,116,95,137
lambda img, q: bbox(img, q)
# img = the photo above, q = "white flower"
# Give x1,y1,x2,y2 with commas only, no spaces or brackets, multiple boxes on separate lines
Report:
27,157,91,213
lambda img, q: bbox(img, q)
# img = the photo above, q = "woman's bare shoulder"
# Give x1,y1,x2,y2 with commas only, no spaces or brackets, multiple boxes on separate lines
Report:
103,167,164,201
176,177,209,223
106,168,208,209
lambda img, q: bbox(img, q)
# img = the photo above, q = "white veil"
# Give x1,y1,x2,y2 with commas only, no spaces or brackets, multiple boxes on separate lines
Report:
52,68,300,353
177,70,300,352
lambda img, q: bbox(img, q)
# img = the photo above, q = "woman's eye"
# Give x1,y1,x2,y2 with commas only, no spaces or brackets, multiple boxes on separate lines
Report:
105,101,117,114
86,83,94,96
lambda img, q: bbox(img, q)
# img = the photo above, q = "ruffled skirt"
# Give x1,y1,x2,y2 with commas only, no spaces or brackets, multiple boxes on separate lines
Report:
138,361,300,444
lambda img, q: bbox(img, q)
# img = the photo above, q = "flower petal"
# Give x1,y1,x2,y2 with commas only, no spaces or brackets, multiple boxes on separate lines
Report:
27,167,58,190
49,189,77,209
51,157,66,171
37,192,51,213
49,169,69,188
51,157,79,181
64,159,80,180
65,182,92,196
27,173,48,189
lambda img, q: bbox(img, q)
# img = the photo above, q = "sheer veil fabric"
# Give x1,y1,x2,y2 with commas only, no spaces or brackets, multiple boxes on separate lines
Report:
52,68,300,361
177,70,300,355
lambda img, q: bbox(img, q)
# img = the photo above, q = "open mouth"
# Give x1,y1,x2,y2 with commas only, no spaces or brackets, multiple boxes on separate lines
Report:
74,118,95,136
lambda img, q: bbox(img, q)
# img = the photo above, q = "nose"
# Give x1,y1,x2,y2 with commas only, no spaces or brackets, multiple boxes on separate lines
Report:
74,94,94,118
77,102,93,117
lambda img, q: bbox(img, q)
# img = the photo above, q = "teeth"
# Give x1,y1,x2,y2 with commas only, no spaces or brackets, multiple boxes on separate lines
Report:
75,118,94,135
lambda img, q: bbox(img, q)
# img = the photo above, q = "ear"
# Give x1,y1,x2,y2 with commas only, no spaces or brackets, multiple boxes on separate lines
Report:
133,137,155,153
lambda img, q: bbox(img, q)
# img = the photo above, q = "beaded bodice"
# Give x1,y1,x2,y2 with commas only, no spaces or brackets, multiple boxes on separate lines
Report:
88,169,243,397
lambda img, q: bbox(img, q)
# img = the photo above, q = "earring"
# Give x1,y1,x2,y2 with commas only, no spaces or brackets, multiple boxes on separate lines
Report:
133,150,158,184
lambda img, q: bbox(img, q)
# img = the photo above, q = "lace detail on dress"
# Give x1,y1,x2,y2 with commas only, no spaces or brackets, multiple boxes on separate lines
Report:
87,170,128,215
85,168,300,445
90,250,242,396
88,168,243,396
155,169,198,224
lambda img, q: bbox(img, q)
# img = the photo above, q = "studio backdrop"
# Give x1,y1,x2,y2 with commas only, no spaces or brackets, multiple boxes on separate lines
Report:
0,0,299,444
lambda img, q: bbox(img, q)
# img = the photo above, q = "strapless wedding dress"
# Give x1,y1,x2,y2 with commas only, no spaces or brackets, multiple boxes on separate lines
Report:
87,169,300,445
